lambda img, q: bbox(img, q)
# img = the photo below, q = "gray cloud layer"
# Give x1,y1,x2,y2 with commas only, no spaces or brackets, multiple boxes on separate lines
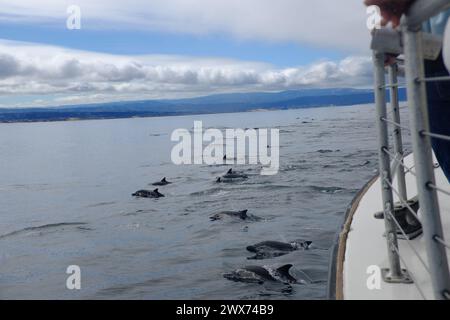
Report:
0,41,373,107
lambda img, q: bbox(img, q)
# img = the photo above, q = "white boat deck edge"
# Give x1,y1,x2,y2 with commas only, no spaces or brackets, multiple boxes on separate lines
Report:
341,154,450,300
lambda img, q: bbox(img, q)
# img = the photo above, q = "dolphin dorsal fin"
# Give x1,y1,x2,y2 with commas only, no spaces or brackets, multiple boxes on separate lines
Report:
216,177,221,182
227,169,233,174
153,188,159,193
276,264,293,276
239,210,248,219
162,177,166,182
302,241,313,250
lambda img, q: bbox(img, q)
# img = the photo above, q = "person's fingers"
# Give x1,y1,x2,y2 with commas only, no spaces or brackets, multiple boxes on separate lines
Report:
381,12,392,26
364,0,416,30
364,0,387,6
364,0,412,27
391,15,401,28
364,0,391,8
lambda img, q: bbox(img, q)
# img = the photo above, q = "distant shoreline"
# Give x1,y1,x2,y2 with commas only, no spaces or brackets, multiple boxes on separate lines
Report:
0,104,363,124
0,88,406,124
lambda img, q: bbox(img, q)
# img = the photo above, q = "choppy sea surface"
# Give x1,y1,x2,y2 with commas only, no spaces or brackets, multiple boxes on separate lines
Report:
0,104,411,299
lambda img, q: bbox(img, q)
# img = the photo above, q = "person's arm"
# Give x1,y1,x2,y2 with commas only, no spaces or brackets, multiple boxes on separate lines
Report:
365,0,415,27
365,0,416,65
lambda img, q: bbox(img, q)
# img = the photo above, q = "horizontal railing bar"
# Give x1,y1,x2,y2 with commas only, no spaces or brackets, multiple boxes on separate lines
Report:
379,83,407,89
420,131,450,142
381,117,411,131
386,209,431,275
384,178,422,223
392,245,428,299
434,235,450,250
371,28,442,60
426,182,450,196
418,76,450,83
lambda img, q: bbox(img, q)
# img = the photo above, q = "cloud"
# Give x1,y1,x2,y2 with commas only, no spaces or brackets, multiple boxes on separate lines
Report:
0,40,373,107
0,0,371,52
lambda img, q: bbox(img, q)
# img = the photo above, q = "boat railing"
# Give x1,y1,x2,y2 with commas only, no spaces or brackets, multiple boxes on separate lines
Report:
371,0,450,300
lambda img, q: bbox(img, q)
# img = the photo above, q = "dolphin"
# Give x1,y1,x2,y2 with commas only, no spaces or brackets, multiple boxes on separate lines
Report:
152,177,172,186
132,188,165,198
223,264,297,284
210,210,249,221
246,241,313,260
223,155,237,161
216,177,235,183
223,168,248,179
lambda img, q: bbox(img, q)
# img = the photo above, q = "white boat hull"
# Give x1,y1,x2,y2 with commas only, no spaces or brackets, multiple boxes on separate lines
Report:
333,153,450,300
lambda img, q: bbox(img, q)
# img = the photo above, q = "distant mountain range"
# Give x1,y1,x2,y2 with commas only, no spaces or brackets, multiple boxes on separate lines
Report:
0,88,407,123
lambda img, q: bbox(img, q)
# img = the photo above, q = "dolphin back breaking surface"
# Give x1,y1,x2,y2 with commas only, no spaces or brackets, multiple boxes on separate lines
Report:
246,240,313,260
223,264,298,285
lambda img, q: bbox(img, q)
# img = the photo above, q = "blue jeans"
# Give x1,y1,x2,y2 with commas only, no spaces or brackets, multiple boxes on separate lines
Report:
425,53,450,183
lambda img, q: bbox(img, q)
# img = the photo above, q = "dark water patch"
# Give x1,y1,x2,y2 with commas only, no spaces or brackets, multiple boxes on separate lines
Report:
307,185,346,194
315,149,341,154
317,149,333,154
280,129,296,134
149,133,167,137
322,164,338,169
122,209,158,216
0,222,89,240
343,150,377,159
314,132,334,138
77,226,94,231
351,160,371,167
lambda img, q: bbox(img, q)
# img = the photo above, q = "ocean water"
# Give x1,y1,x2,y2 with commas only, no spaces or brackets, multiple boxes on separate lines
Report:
0,104,409,300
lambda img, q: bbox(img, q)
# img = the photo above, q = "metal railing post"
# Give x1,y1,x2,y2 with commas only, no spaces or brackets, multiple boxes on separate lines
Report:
373,51,409,283
402,26,450,299
388,64,408,201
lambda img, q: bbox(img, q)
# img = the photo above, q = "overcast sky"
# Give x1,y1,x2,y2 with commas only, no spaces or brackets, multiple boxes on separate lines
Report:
0,0,373,108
